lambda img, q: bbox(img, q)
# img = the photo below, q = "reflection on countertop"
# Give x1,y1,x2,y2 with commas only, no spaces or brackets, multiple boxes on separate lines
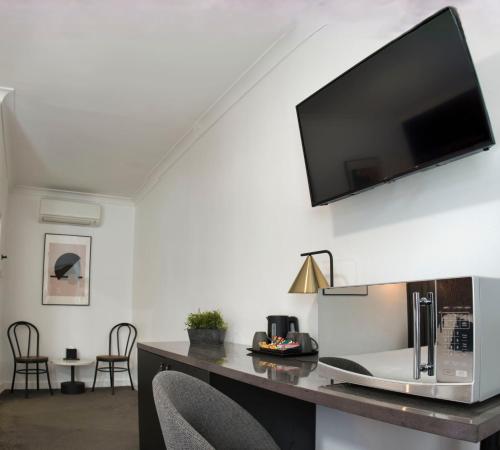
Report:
251,353,318,385
160,341,322,389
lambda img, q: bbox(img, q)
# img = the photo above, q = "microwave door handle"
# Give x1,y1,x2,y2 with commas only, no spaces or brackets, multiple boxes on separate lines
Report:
412,292,422,380
426,292,435,376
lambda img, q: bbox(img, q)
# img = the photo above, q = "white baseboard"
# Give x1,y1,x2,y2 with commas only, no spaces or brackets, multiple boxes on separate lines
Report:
3,376,137,391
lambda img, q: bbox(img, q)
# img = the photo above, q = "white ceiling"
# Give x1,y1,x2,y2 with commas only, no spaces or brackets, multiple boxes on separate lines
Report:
0,0,310,197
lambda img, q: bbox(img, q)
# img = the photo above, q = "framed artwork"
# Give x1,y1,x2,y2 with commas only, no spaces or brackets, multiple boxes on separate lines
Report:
42,234,91,306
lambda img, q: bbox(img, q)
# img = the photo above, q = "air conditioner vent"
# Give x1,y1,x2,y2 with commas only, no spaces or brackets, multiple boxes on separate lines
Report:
39,198,101,226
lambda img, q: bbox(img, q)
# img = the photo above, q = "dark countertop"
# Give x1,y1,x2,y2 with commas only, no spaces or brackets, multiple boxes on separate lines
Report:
138,341,500,443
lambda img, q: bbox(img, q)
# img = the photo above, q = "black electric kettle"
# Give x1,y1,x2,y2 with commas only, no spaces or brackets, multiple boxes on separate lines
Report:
267,315,299,338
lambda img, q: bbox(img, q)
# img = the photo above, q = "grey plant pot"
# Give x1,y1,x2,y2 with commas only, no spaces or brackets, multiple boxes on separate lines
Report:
187,328,226,345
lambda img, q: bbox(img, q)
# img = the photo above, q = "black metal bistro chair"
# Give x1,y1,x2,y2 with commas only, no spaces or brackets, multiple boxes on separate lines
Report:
7,321,53,398
92,323,137,395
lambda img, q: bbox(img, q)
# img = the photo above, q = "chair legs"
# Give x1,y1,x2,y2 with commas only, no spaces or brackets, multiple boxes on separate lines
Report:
10,361,52,396
127,361,134,391
92,361,99,392
24,362,29,398
10,364,16,393
110,362,115,395
45,362,53,395
93,359,134,394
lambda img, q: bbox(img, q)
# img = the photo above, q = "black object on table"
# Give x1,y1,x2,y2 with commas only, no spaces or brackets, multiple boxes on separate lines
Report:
66,348,78,360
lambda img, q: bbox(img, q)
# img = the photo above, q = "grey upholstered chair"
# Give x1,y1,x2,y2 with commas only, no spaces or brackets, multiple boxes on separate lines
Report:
153,371,279,450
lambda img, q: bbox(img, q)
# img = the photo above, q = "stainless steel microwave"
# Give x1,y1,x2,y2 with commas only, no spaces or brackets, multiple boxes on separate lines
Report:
318,277,500,403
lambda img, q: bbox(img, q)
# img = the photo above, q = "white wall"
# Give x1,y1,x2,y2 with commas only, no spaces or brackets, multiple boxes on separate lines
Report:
0,90,12,391
0,91,10,222
1,188,135,388
133,0,500,349
0,91,11,212
132,1,499,448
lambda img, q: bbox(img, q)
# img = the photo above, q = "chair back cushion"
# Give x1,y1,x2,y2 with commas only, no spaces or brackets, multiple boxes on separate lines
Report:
153,371,279,450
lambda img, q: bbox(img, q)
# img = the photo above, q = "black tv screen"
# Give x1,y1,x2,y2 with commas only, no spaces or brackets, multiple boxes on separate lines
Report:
296,7,494,206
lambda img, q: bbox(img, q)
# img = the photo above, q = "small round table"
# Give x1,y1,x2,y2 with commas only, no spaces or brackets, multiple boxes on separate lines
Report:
52,358,93,394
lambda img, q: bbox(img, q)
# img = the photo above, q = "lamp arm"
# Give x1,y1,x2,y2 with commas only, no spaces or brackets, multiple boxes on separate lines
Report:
300,250,333,287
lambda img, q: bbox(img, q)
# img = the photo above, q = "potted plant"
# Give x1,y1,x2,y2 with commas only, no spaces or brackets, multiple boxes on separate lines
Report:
186,309,227,345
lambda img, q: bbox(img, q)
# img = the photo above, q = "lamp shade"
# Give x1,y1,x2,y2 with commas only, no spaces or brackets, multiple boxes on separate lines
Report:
288,255,330,293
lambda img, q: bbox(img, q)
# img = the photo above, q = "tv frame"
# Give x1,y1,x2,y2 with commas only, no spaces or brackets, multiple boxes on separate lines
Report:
296,7,495,207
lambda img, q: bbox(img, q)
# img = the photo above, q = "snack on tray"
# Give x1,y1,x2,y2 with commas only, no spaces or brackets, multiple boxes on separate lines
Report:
259,336,300,351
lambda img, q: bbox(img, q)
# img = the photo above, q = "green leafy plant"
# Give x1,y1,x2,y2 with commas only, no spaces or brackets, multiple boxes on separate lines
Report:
185,309,228,330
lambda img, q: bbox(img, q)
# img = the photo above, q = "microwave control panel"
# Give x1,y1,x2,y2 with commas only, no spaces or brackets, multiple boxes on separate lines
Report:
436,278,474,383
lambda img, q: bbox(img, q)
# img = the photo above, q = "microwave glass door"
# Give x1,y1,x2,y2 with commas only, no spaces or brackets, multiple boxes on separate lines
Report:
318,281,438,383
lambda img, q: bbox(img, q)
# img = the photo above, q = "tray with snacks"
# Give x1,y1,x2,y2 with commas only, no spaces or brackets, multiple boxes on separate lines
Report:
247,336,318,357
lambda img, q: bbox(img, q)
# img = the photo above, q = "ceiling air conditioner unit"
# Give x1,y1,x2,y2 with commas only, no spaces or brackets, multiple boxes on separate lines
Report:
39,198,101,226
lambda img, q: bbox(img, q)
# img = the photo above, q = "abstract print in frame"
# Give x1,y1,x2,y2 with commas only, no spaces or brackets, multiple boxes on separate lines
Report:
42,234,91,306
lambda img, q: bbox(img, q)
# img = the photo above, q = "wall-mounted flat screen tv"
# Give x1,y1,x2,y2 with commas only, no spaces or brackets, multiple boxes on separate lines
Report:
296,7,495,206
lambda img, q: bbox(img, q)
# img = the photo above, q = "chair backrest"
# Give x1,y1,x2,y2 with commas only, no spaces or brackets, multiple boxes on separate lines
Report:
152,371,279,450
7,321,40,359
108,323,137,357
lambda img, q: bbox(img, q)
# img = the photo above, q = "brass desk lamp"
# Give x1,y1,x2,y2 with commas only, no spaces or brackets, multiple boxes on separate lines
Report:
289,250,333,294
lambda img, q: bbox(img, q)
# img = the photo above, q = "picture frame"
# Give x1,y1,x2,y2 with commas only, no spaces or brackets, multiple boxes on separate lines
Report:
42,233,92,306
